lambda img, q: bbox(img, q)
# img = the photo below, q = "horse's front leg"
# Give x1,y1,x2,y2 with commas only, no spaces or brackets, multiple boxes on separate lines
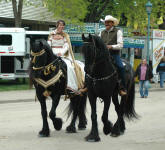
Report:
85,93,100,142
37,93,50,137
49,94,62,131
111,91,125,137
102,97,113,135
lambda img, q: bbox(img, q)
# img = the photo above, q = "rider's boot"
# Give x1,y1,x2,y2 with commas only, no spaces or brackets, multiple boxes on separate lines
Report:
118,67,127,96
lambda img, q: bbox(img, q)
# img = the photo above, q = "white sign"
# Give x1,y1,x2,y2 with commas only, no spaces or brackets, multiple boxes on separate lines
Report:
152,30,165,75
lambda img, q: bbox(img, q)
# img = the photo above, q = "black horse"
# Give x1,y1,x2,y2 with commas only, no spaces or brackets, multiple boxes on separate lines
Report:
82,34,137,142
29,39,87,137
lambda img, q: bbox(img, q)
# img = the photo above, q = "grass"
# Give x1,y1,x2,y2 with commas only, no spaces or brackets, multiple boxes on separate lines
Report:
0,79,30,92
0,54,84,92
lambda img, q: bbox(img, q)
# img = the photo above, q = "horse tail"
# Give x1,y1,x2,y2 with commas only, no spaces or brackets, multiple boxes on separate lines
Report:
123,79,138,120
66,94,87,122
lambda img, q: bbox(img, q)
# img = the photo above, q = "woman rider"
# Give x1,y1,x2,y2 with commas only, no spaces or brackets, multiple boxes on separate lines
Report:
47,20,85,96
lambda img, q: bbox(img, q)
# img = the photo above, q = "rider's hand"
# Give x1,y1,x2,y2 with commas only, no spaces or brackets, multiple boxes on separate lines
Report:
107,45,112,50
57,53,62,56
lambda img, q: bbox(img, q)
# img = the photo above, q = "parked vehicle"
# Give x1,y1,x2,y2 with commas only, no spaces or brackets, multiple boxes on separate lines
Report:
0,28,50,80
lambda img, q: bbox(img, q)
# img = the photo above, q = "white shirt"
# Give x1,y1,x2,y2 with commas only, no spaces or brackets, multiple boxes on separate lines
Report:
47,30,70,57
99,27,123,50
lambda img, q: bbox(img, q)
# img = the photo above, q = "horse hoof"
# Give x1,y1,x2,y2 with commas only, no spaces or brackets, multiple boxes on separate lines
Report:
66,126,76,133
85,134,100,142
103,121,113,135
78,119,87,130
78,127,86,130
38,130,50,137
78,124,86,130
53,118,62,131
120,131,124,135
110,133,120,137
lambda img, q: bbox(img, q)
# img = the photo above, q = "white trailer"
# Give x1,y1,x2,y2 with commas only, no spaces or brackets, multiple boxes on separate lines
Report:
0,28,50,80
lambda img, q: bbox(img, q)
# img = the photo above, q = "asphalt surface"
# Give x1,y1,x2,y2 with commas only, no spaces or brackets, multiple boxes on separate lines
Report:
0,83,164,104
0,83,165,150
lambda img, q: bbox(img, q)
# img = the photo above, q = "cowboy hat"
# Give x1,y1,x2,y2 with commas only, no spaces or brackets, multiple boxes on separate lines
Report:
100,15,119,26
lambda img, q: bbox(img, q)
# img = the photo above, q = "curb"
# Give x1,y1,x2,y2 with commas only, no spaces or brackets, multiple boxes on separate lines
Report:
0,88,164,104
0,99,34,104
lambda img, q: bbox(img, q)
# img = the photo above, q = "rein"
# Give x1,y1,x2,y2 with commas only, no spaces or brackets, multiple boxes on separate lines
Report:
32,58,58,70
31,49,45,63
86,71,116,83
84,37,116,84
31,48,59,76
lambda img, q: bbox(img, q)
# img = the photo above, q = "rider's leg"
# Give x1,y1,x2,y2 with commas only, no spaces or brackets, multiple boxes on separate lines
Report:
64,59,81,96
111,54,127,96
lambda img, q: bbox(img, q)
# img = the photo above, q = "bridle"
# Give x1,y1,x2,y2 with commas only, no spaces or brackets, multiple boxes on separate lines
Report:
31,49,45,64
31,48,59,75
83,36,117,84
83,37,97,74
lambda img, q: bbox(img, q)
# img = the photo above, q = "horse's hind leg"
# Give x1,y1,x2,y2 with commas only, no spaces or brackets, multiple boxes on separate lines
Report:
49,94,62,131
78,94,87,130
66,96,79,133
37,94,50,137
101,98,113,135
111,91,125,137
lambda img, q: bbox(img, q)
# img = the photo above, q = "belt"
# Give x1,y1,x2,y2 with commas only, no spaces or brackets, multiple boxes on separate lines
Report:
52,46,63,48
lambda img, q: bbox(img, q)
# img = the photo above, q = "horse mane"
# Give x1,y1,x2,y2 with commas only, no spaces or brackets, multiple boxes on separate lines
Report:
92,35,111,61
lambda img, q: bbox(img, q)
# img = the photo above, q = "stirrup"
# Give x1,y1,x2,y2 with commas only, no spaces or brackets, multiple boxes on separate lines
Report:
119,89,127,96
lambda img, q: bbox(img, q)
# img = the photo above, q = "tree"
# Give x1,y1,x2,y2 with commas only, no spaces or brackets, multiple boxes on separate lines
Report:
2,0,38,27
84,0,165,33
43,0,89,24
84,0,114,22
1,0,89,27
12,0,23,27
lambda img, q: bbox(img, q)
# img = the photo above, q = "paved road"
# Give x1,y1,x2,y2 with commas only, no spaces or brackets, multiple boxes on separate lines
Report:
0,88,165,150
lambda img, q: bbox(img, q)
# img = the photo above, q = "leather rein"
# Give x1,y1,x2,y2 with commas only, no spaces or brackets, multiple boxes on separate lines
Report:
31,49,59,75
84,37,116,83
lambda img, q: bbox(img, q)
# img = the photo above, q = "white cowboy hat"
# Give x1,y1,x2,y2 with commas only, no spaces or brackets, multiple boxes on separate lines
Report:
100,15,119,26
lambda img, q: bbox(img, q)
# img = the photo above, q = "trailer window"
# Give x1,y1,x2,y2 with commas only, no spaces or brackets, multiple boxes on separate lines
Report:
0,35,12,45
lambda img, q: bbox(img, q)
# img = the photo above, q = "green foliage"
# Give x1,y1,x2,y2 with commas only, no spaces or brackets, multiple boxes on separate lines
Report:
85,0,165,34
115,0,165,33
43,0,89,24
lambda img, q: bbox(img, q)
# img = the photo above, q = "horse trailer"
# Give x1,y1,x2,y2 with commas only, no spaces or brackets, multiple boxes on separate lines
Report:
0,28,50,80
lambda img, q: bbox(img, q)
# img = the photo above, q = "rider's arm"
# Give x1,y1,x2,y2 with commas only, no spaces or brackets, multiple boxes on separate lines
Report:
61,38,69,56
111,30,123,50
47,34,52,47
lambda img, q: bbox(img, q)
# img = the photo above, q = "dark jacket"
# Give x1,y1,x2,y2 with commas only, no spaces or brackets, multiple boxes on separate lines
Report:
101,27,120,55
134,64,153,80
156,62,165,73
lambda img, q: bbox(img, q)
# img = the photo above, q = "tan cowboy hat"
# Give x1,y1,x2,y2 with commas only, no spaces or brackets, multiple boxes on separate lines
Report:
100,15,119,26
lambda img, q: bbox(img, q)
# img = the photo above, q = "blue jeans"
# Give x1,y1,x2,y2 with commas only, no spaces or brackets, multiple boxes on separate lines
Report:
159,72,165,88
139,80,149,97
111,54,126,88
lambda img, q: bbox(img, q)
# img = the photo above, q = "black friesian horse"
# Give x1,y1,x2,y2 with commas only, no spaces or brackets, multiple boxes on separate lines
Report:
82,34,137,142
29,39,87,137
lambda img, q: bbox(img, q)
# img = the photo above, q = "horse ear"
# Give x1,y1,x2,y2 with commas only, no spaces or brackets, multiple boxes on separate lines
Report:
82,33,86,41
39,39,44,47
89,34,92,40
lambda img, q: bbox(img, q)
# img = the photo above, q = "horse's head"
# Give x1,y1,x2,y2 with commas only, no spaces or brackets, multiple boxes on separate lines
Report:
82,34,109,74
31,39,54,69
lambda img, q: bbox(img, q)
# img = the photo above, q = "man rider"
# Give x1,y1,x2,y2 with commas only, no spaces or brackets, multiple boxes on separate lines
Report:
100,15,127,96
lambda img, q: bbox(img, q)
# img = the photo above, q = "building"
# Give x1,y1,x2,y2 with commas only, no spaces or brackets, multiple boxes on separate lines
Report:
0,0,56,30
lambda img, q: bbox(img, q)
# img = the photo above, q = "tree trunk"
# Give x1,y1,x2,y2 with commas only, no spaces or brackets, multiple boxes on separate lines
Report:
84,0,110,22
12,0,23,27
